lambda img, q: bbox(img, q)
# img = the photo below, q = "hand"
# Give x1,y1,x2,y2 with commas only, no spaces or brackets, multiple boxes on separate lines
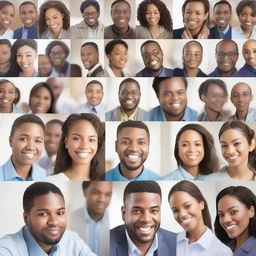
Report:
197,25,209,39
181,28,193,39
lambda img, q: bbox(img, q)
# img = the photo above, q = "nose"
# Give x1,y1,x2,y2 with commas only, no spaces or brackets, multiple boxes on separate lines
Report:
79,139,89,149
48,214,59,226
221,213,232,225
127,141,139,151
25,139,36,150
140,210,151,223
98,193,105,203
188,144,196,152
226,145,236,154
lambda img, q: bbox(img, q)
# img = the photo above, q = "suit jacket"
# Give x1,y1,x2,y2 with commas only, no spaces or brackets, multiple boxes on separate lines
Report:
110,225,176,256
209,25,232,39
88,65,105,77
13,24,38,39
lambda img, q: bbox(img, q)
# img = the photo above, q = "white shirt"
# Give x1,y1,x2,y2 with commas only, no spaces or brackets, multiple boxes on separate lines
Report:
232,26,256,39
0,28,13,39
71,102,105,114
46,172,69,181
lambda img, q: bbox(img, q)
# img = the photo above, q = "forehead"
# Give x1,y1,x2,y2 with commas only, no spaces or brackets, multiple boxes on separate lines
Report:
118,127,148,139
170,191,195,204
17,45,35,53
67,120,97,135
146,3,158,10
112,1,130,10
0,81,15,89
142,42,161,53
39,55,51,61
48,78,63,88
45,122,62,132
159,77,186,91
206,83,225,93
214,3,231,11
86,83,103,90
84,5,97,12
217,41,237,52
45,7,61,15
13,122,44,135
51,45,64,52
120,81,139,91
86,181,112,192
20,4,36,11
240,5,254,13
82,45,98,53
185,1,205,11
0,44,10,50
232,83,251,93
184,42,202,52
179,129,203,141
218,194,245,210
243,40,256,50
220,128,247,141
125,192,161,207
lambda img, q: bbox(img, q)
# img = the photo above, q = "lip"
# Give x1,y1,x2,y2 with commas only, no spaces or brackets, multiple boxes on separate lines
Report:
225,155,239,162
225,224,236,231
127,154,140,159
186,155,198,160
181,217,192,226
21,64,30,69
88,19,95,23
170,103,181,109
118,19,126,23
3,20,10,25
24,19,33,24
22,152,36,159
76,152,90,158
1,99,9,103
218,19,226,25
138,226,153,233
150,60,158,65
34,105,46,112
46,227,61,236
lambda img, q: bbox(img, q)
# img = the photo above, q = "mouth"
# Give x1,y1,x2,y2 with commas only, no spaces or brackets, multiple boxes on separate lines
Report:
186,155,198,160
119,60,126,65
225,155,239,162
76,152,90,158
181,217,192,225
3,20,10,25
24,19,33,25
150,60,158,66
218,19,226,25
88,18,95,23
138,226,153,234
118,19,126,23
226,224,236,231
50,24,58,29
245,22,252,26
22,152,36,159
20,63,30,70
127,154,140,159
46,227,62,236
1,99,9,103
170,103,181,109
46,142,57,148
188,20,197,25
34,106,46,112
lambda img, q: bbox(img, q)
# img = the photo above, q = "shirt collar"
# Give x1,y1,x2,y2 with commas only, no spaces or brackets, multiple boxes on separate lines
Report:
83,201,108,225
178,166,204,180
88,62,101,74
119,107,138,121
86,102,103,112
217,24,230,34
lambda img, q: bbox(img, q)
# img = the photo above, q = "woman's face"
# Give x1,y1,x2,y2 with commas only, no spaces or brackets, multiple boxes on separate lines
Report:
30,87,52,113
178,129,205,170
0,44,10,65
169,191,205,233
183,42,202,69
0,4,15,30
45,7,63,34
16,45,36,73
145,4,160,27
218,194,255,240
65,120,98,166
50,45,66,67
184,1,208,32
239,6,256,32
107,44,128,70
220,128,255,169
0,82,16,108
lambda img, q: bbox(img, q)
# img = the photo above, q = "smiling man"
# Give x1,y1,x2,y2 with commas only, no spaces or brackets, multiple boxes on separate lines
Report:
0,182,96,255
110,180,176,256
105,120,160,181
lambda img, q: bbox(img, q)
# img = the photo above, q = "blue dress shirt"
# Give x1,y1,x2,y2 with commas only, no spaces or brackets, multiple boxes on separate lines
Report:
71,102,105,114
105,164,160,181
208,67,240,77
239,63,256,77
229,236,256,256
136,67,173,77
0,157,46,181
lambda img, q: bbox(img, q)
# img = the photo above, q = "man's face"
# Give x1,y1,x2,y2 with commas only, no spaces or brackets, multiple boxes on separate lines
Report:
183,42,202,70
216,40,238,74
122,192,161,247
23,192,66,253
81,45,99,70
158,77,187,120
47,78,63,99
44,123,62,156
111,1,131,31
19,4,37,29
85,83,104,107
38,55,52,77
115,127,149,171
213,3,231,30
242,40,256,68
82,5,99,28
141,43,163,73
119,81,141,113
49,45,66,67
84,181,112,217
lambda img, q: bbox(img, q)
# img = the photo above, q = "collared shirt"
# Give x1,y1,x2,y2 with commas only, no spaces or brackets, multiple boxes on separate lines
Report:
177,227,232,256
136,67,173,77
120,108,137,121
21,27,28,39
87,63,103,77
208,67,240,77
239,63,256,77
163,166,207,181
126,229,158,256
105,164,160,181
230,108,256,122
229,236,256,256
71,102,105,114
0,157,46,181
147,105,198,121
198,108,228,121
210,25,232,39
173,68,207,77
0,28,13,39
232,26,256,39
37,154,56,176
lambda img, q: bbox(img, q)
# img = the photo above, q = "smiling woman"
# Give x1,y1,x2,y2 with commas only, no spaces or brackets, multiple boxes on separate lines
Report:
0,1,15,39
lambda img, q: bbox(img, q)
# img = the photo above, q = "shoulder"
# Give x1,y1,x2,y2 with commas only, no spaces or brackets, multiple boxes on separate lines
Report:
135,26,149,39
110,225,125,238
141,167,161,180
157,228,177,252
163,168,182,180
173,27,185,39
173,68,185,77
47,173,69,182
105,166,119,180
105,108,118,121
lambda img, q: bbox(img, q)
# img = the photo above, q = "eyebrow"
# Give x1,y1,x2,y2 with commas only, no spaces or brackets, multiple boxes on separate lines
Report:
218,206,237,212
171,200,190,210
36,207,66,212
71,133,97,137
220,138,242,143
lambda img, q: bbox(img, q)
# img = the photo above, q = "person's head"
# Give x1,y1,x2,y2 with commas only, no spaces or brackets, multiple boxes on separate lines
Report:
111,0,131,32
80,0,100,29
152,77,188,121
118,78,141,114
182,40,203,71
140,40,163,74
45,41,69,68
215,39,239,76
38,0,70,36
242,39,256,68
38,54,52,77
85,80,104,107
231,82,253,114
168,181,212,234
182,0,209,33
116,120,150,172
215,186,256,244
9,114,45,167
0,79,17,111
82,181,112,218
213,1,232,30
13,86,20,105
198,79,228,114
29,82,54,114
122,180,161,247
19,1,37,29
80,42,99,70
219,121,256,171
137,0,172,32
44,119,63,157
0,1,15,31
236,0,256,32
23,182,66,253
174,124,218,175
46,77,64,100
0,39,11,66
54,114,105,180
105,39,128,70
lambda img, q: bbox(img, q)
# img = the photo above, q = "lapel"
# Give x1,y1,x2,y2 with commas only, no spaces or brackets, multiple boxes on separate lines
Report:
115,226,129,256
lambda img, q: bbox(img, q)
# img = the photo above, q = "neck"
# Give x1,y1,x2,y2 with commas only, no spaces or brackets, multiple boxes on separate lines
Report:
205,106,220,121
187,224,206,244
64,163,91,180
55,63,64,73
0,62,9,72
185,67,199,77
114,25,129,34
0,104,12,113
241,26,252,38
46,152,56,158
85,20,98,30
120,163,143,179
183,165,199,177
110,65,123,77
164,109,184,121
51,29,61,39
220,67,235,77
21,68,34,77
236,109,249,120
227,162,254,180
87,207,104,222
11,156,31,180
234,230,249,252
133,238,153,256
189,27,201,38
120,107,137,117
148,66,163,76
217,25,228,32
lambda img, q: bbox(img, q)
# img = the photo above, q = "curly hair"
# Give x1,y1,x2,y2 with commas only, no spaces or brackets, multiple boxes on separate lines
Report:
38,0,70,36
137,0,172,32
54,114,105,180
45,40,70,59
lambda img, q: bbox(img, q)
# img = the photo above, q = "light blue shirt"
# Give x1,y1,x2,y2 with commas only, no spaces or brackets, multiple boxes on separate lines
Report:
71,102,105,114
163,166,207,180
204,166,233,181
0,226,96,256
11,104,24,113
230,108,256,122
105,164,160,181
21,27,28,39
232,26,256,39
229,236,256,256
177,227,233,256
0,157,46,181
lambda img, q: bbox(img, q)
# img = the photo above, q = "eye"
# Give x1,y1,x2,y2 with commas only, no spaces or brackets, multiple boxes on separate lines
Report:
151,209,159,214
89,138,96,143
72,136,80,141
218,213,224,218
230,209,238,215
184,204,191,209
35,139,43,144
20,137,28,142
138,140,146,145
233,142,241,147
195,142,202,147
38,212,48,217
181,142,189,147
57,210,65,216
133,209,142,214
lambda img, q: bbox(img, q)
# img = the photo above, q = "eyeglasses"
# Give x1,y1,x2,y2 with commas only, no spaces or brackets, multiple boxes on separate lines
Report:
50,51,65,57
112,10,131,16
184,53,202,59
119,90,140,97
84,11,98,17
216,52,238,58
142,49,162,60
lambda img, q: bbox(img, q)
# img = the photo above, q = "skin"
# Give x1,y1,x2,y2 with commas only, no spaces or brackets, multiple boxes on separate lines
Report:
49,45,67,71
217,195,255,252
178,129,204,177
213,3,232,31
242,39,256,68
81,45,99,70
169,191,205,243
19,4,37,29
38,55,53,77
0,43,10,72
157,77,187,121
141,42,163,75
145,4,160,28
84,181,112,221
82,5,100,29
30,87,52,114
0,81,16,113
9,123,44,180
85,83,104,107
45,8,64,38
118,81,141,116
23,193,66,253
46,78,63,100
231,83,253,120
115,127,149,179
122,192,161,255
238,6,256,36
0,4,15,35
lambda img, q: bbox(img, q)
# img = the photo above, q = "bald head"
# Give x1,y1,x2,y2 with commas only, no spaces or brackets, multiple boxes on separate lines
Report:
46,78,64,99
242,39,256,68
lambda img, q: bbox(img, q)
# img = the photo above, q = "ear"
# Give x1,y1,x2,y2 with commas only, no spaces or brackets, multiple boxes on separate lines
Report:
115,140,118,153
121,205,126,221
23,212,28,225
9,136,12,148
249,205,255,218
201,94,206,103
200,200,205,211
249,138,256,152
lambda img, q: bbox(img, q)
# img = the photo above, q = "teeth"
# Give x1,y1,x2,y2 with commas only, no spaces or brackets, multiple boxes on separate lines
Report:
246,23,252,26
24,153,35,159
189,21,196,24
24,19,32,24
89,19,95,22
119,19,125,23
51,24,58,28
139,227,151,232
126,100,133,104
119,61,125,64
171,103,180,107
219,19,226,24
227,155,238,160
181,218,192,224
22,64,29,68
187,155,197,160
1,99,8,103
36,106,44,111
150,60,158,65
3,20,9,24
226,225,236,230
128,155,139,159
77,152,90,158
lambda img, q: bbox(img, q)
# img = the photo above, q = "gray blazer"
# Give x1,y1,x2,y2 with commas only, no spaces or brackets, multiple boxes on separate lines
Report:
39,28,70,39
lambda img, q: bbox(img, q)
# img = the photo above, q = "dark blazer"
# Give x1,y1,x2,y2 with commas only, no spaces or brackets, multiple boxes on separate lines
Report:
88,65,105,77
209,25,232,39
110,225,176,256
173,27,210,39
14,24,38,39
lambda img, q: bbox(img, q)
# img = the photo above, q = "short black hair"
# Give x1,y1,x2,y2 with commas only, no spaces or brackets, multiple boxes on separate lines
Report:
19,1,37,11
82,181,92,191
213,0,232,12
105,39,128,56
23,182,64,212
236,0,256,17
140,40,161,53
123,181,161,204
118,78,140,92
111,0,130,9
46,119,64,127
45,41,70,58
0,39,11,48
80,0,100,13
81,42,99,53
86,80,103,90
